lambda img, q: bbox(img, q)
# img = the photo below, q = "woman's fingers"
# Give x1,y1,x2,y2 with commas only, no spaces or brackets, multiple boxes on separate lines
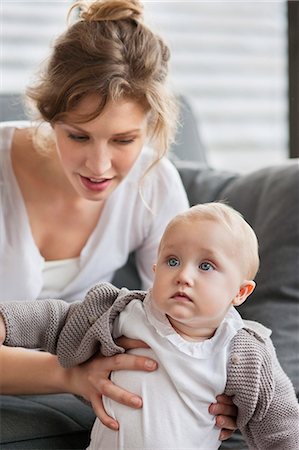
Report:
215,413,238,441
90,394,119,431
90,354,153,408
215,393,235,405
215,414,237,431
0,316,6,345
209,394,238,440
96,352,157,373
97,377,143,408
219,428,235,441
87,352,157,430
68,352,158,429
209,401,237,418
115,336,149,349
82,352,158,429
209,393,237,419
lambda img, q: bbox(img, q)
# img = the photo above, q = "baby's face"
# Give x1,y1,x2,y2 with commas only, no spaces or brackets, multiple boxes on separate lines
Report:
152,218,246,338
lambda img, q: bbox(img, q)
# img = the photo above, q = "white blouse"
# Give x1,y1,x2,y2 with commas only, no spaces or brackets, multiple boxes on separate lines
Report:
42,258,80,294
0,122,189,302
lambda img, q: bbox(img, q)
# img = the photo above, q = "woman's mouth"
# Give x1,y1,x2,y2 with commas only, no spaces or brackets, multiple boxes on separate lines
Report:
80,175,113,192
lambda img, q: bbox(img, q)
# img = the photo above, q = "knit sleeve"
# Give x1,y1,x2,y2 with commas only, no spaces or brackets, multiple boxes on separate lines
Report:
0,299,71,353
225,329,299,450
56,283,146,368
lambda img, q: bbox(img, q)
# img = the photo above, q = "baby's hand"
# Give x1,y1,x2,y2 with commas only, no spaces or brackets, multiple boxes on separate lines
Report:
0,314,6,345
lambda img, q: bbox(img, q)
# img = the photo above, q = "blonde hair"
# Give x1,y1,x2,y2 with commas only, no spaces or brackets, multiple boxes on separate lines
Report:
160,202,260,280
26,0,177,159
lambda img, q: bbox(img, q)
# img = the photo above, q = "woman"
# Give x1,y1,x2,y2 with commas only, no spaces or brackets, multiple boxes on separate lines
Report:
0,0,237,445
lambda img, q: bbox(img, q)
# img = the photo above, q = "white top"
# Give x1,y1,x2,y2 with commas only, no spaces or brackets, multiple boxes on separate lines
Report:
89,294,244,450
42,258,80,293
0,122,189,302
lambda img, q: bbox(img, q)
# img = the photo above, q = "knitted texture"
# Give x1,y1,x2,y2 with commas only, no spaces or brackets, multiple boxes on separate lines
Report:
225,327,299,449
56,282,146,367
57,294,299,449
0,299,70,353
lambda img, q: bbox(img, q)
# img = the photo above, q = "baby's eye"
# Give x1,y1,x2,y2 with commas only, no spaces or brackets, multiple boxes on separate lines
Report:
68,133,89,142
167,257,180,267
199,262,213,271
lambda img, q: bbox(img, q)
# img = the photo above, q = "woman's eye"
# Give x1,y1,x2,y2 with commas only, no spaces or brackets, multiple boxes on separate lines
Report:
167,257,180,267
115,138,135,145
68,134,88,142
199,262,213,271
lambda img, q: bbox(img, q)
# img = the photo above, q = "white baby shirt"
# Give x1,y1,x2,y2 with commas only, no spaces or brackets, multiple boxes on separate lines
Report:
88,294,244,450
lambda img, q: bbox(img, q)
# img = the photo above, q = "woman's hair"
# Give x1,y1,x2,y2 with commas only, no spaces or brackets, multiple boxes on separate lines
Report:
160,202,260,280
26,0,177,156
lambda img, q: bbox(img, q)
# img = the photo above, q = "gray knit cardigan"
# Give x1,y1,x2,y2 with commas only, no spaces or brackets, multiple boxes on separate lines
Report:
1,282,298,450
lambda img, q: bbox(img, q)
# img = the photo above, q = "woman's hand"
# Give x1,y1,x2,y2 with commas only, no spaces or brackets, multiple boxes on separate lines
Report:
209,394,238,441
0,315,6,346
64,338,157,431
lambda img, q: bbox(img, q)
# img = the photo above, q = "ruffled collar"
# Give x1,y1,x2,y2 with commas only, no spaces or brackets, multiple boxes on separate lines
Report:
143,291,244,359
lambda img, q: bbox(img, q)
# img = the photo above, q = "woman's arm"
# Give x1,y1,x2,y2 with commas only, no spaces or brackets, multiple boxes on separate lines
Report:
0,346,67,394
0,344,158,430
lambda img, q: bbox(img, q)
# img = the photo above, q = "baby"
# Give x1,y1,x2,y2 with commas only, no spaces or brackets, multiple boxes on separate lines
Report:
1,202,298,449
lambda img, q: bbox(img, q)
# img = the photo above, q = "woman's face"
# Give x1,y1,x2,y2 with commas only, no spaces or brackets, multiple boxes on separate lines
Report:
53,95,148,201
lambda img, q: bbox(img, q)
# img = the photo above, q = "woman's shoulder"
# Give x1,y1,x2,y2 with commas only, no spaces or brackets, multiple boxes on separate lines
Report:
125,148,189,215
0,121,33,146
0,121,33,152
132,147,184,190
0,120,31,129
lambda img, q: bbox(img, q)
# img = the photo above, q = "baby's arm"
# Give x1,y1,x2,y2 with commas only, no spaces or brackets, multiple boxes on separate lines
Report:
0,282,122,357
246,339,299,449
0,299,71,353
56,284,145,367
226,329,299,449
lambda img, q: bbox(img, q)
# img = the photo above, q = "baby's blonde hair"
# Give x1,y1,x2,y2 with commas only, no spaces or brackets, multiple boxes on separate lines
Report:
160,202,260,280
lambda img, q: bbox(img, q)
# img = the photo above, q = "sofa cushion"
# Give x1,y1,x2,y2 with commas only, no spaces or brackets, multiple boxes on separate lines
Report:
0,394,95,449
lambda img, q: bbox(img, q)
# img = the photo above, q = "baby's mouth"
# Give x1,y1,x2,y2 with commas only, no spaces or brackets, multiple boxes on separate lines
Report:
172,291,192,302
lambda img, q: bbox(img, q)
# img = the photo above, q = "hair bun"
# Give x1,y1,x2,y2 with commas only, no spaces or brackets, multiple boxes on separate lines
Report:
73,0,143,23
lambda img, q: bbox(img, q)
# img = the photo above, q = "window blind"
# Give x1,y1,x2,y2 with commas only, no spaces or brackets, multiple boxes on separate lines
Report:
144,1,288,171
1,0,288,171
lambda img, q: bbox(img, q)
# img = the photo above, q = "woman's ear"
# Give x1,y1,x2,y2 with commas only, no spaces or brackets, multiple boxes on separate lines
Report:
232,280,256,307
152,264,156,273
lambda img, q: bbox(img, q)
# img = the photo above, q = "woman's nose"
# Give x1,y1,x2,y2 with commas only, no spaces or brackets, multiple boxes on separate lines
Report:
85,143,112,174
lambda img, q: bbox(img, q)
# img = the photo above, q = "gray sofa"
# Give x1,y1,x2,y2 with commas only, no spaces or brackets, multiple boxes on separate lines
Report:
1,158,298,450
1,95,298,448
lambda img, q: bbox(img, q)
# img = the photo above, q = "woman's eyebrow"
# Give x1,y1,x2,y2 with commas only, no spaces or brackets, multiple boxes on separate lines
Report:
113,129,141,136
60,122,142,136
58,122,87,133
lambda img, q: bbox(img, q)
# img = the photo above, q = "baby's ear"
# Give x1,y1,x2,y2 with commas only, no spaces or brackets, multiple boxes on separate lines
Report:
232,281,256,306
152,264,157,273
